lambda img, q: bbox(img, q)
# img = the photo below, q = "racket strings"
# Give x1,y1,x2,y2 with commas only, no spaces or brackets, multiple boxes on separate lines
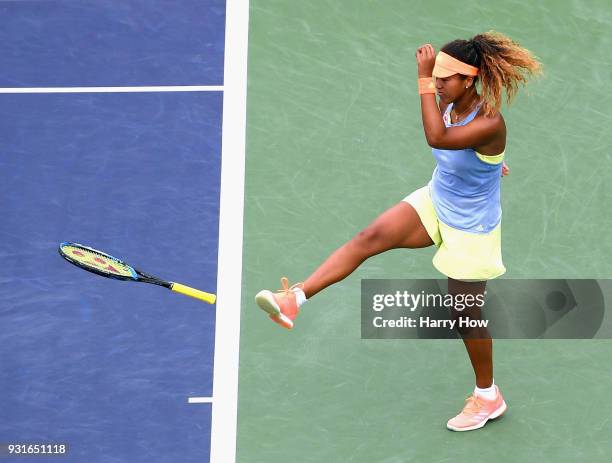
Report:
61,244,134,277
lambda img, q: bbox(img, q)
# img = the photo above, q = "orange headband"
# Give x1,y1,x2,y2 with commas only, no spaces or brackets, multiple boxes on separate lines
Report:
432,51,479,78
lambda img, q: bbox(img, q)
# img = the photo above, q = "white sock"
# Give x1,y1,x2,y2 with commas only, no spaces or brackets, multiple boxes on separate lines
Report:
293,288,307,307
474,379,497,400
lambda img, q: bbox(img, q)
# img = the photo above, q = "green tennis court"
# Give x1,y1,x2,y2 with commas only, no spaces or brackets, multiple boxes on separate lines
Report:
238,1,612,461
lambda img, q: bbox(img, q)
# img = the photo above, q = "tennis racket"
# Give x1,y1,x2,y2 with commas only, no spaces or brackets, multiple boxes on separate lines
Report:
58,242,216,304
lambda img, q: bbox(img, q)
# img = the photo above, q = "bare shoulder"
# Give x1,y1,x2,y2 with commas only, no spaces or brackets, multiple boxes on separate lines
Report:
473,109,506,154
489,110,506,130
474,107,505,126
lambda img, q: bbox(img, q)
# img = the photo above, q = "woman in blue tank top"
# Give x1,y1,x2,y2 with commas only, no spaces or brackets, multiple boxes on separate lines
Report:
256,31,542,431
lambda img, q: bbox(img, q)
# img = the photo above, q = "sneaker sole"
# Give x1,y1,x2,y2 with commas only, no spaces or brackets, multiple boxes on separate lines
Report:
446,401,507,432
255,290,294,329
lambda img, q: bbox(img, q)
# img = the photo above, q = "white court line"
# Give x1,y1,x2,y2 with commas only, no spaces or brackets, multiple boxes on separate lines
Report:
209,0,249,463
188,397,213,404
0,86,223,93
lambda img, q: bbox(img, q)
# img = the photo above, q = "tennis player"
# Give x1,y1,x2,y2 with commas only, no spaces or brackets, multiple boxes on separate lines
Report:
256,30,542,431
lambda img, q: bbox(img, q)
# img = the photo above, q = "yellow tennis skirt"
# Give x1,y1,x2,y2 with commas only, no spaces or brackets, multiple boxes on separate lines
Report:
402,185,506,281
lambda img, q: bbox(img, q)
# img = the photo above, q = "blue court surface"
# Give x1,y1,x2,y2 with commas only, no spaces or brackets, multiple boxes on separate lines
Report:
0,0,226,87
0,2,237,462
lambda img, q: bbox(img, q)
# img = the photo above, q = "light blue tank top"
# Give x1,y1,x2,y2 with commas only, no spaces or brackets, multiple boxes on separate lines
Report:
428,103,503,233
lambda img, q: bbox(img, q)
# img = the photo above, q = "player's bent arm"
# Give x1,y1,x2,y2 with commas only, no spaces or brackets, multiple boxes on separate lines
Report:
420,93,446,143
421,92,503,151
427,115,504,151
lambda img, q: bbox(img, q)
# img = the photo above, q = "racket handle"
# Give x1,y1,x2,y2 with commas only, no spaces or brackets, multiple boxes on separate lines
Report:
171,282,216,304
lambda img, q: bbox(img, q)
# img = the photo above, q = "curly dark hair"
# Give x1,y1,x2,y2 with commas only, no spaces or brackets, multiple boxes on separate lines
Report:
441,30,543,117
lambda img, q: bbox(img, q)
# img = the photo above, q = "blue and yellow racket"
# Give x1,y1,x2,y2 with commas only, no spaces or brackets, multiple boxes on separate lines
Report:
58,242,216,304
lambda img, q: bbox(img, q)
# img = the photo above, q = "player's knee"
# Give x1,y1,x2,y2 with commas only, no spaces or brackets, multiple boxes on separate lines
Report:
352,226,383,255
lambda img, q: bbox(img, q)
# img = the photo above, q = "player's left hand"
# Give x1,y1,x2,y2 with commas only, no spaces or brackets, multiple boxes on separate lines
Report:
502,161,510,177
416,44,436,78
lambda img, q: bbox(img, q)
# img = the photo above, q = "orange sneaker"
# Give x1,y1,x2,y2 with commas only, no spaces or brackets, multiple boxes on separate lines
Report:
255,277,303,329
446,386,507,431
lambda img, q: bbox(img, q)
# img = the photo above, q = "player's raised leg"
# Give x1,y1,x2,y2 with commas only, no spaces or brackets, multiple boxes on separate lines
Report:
255,201,433,329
